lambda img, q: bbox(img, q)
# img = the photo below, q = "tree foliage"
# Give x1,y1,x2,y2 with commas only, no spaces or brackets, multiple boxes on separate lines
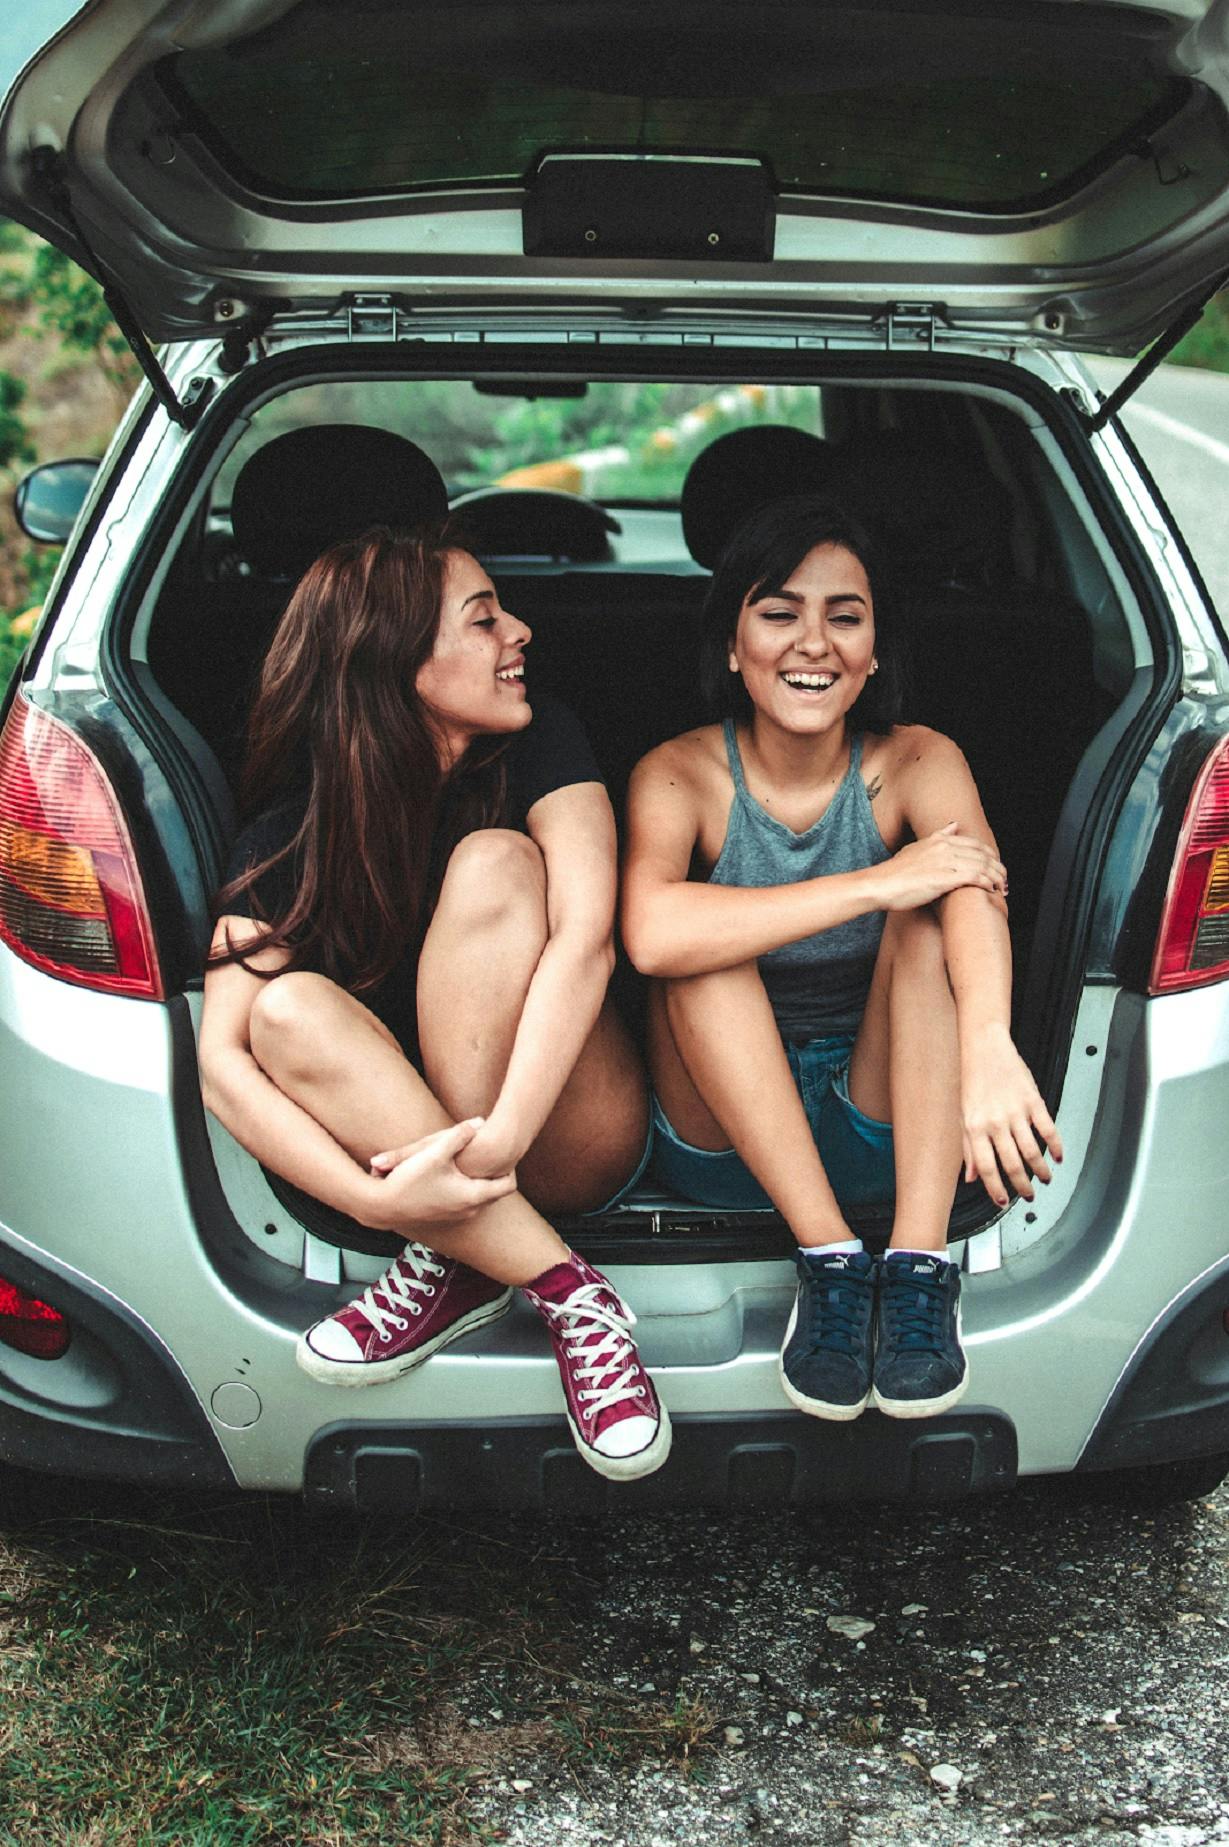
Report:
1170,293,1229,373
0,371,33,472
27,243,135,393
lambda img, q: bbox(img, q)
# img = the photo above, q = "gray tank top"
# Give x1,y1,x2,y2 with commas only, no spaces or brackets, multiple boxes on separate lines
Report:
709,720,892,1041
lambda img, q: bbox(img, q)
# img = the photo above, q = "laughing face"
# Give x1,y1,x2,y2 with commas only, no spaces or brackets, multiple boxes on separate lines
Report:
729,542,876,740
415,549,533,763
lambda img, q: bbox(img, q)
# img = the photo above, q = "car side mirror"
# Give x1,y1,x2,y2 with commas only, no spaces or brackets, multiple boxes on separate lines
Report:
13,459,100,543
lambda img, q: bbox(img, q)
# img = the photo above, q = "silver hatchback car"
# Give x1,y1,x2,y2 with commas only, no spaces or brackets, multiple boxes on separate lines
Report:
2,0,1229,1510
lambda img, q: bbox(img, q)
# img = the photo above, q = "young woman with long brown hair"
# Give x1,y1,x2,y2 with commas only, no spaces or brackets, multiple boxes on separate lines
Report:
198,524,670,1481
621,497,1061,1425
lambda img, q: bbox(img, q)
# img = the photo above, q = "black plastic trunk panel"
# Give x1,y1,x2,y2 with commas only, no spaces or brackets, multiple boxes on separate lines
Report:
305,1408,1018,1512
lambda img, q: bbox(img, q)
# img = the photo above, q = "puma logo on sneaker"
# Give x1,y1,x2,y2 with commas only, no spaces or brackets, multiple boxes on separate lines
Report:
779,1247,876,1420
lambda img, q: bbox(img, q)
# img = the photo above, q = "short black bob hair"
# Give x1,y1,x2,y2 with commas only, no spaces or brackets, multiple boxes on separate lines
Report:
699,495,903,735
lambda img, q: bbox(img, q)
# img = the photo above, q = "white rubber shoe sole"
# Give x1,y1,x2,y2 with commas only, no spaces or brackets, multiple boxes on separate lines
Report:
871,1302,969,1418
565,1398,673,1482
871,1368,970,1418
776,1294,872,1421
295,1288,513,1386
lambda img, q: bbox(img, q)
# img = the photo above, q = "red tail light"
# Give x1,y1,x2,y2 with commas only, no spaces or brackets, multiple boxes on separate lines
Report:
0,1278,71,1360
0,694,162,997
1151,735,1229,993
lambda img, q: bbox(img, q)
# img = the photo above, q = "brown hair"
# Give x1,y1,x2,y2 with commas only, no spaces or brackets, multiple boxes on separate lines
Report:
211,523,508,991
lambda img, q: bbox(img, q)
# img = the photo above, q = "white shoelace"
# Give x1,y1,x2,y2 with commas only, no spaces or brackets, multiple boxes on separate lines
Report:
542,1283,646,1421
352,1243,446,1344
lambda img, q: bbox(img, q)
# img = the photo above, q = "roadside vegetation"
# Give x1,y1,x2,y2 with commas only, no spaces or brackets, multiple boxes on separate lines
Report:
0,1468,711,1845
0,217,137,691
1169,292,1229,374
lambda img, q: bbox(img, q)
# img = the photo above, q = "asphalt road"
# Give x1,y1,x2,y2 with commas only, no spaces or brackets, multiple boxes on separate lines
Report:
1085,357,1229,618
467,1478,1229,1847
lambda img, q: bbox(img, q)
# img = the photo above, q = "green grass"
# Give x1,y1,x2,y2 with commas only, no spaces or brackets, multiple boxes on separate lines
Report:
0,1471,712,1845
1168,293,1229,372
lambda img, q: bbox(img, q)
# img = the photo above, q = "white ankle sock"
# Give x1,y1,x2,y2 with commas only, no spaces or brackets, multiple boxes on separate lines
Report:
886,1245,950,1263
800,1237,863,1257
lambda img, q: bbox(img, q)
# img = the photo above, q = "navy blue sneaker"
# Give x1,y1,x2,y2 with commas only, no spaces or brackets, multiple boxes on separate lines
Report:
778,1247,876,1420
872,1251,969,1417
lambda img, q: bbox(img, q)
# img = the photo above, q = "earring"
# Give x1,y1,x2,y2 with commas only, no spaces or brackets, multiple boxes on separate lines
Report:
728,652,739,673
869,658,879,675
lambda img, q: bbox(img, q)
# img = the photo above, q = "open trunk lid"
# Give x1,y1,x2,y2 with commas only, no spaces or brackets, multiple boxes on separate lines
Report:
1,0,1228,353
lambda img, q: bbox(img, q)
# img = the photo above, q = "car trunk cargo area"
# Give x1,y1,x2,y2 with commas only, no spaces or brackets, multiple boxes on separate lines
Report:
134,345,1166,1271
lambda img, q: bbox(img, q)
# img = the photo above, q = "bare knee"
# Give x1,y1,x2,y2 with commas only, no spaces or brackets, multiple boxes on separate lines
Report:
249,970,346,1083
876,901,942,989
882,904,945,966
434,829,547,935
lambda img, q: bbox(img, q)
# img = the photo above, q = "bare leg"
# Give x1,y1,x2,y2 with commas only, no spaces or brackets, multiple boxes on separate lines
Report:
416,830,548,1121
248,971,566,1285
516,1001,648,1213
846,905,962,1251
650,967,852,1247
417,829,648,1213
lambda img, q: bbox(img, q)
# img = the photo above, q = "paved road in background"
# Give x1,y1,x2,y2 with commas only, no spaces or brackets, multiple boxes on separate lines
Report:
1086,357,1229,618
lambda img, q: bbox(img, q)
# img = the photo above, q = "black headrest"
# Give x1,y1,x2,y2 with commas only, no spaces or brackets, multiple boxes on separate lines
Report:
449,486,620,563
841,431,1014,588
230,426,448,579
680,426,839,569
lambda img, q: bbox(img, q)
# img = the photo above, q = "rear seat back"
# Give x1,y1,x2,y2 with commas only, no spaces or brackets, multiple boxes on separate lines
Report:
497,569,710,811
148,427,448,785
151,418,1104,985
840,431,1102,961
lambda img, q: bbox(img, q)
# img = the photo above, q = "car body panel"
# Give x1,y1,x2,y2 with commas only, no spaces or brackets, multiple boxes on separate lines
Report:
1,0,1228,350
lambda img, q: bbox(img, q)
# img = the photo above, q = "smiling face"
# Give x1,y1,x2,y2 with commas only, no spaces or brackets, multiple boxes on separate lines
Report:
729,542,876,741
414,549,532,764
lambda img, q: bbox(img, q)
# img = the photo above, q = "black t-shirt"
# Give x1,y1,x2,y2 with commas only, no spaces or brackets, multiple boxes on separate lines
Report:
217,694,601,1056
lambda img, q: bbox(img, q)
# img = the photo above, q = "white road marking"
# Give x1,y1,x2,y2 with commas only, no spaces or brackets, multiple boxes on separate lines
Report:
1127,400,1229,470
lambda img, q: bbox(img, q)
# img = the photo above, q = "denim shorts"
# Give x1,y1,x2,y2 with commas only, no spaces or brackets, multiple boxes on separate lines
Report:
581,1113,655,1216
651,1033,895,1212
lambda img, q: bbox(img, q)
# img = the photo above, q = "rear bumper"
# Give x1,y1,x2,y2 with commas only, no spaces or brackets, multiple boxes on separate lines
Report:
0,1238,233,1489
1078,1255,1229,1474
304,1409,1017,1512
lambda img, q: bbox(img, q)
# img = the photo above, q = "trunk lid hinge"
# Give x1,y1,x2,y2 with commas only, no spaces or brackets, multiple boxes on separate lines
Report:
347,294,401,341
1083,268,1229,434
30,147,214,432
882,302,944,351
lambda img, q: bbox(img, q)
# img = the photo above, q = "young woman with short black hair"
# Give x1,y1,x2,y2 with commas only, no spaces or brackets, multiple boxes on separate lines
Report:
622,497,1060,1421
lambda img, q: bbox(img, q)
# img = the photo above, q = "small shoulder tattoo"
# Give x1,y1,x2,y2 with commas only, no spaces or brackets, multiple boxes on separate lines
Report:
865,773,884,801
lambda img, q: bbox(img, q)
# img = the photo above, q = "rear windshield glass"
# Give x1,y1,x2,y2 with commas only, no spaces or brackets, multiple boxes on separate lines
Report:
159,0,1187,213
212,380,823,511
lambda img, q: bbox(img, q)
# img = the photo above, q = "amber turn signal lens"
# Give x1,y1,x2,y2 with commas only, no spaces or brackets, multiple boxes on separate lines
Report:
0,819,107,916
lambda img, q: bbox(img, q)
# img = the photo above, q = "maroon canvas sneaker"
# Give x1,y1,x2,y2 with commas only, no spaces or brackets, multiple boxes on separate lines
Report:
295,1243,512,1385
523,1251,672,1481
